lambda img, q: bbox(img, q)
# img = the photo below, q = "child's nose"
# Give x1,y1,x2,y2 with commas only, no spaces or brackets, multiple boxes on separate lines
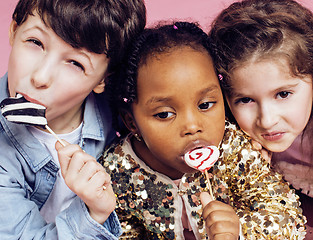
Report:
257,103,279,129
31,59,53,88
181,112,203,136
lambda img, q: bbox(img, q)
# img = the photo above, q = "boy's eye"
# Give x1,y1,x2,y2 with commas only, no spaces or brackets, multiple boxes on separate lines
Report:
26,38,43,48
69,60,85,72
235,97,253,104
154,112,174,119
198,102,214,110
277,91,291,99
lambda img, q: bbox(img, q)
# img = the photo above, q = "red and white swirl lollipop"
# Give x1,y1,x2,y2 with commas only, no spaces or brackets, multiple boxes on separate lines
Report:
184,146,219,172
184,146,219,199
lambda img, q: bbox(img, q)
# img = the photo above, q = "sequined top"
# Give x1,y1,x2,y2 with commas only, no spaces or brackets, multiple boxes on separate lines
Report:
99,120,306,239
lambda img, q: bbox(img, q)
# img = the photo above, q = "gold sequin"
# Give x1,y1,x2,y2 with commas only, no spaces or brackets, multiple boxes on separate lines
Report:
99,120,306,239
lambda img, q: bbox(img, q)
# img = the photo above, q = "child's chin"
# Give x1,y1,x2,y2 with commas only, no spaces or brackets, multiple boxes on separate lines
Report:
184,167,199,174
264,141,292,153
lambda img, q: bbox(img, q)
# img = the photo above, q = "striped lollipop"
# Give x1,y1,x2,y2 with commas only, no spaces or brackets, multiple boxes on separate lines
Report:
1,94,65,146
1,94,47,127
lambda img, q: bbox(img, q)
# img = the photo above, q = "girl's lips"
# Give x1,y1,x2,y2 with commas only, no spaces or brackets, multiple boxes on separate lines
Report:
261,132,285,141
181,140,214,157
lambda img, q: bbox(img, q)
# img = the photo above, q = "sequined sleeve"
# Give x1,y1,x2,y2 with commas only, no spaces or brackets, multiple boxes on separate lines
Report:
211,121,307,239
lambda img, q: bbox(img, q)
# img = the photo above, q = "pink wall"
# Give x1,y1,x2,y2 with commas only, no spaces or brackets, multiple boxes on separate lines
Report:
1,0,313,76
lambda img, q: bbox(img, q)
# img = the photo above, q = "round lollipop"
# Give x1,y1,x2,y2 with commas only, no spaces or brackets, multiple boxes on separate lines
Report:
1,94,65,146
184,146,219,199
184,146,219,172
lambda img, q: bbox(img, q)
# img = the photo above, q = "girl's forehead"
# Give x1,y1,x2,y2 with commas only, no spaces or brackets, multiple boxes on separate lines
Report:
136,47,221,101
142,45,207,63
138,47,215,82
229,59,313,96
232,56,290,77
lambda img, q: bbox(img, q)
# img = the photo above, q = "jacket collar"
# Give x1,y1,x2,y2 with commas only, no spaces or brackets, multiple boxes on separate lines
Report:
0,73,108,172
101,137,209,239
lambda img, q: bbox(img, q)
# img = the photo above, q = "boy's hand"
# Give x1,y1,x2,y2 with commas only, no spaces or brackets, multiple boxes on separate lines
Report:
200,192,240,240
55,140,116,225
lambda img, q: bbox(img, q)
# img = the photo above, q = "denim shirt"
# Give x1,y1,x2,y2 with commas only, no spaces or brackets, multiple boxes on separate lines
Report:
0,73,122,239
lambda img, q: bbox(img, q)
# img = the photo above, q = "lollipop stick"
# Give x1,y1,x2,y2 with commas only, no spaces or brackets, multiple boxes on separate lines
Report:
45,125,66,147
205,170,215,200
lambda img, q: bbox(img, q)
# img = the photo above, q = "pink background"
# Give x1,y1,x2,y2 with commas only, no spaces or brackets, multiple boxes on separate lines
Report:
1,0,313,76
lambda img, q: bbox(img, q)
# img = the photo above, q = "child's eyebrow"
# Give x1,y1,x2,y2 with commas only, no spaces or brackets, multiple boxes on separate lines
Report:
146,97,171,106
200,85,221,95
230,82,299,97
227,90,243,98
22,26,46,36
274,82,299,92
145,85,221,105
76,50,94,71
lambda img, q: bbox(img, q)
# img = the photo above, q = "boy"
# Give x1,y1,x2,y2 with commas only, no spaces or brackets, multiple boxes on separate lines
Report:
0,0,146,239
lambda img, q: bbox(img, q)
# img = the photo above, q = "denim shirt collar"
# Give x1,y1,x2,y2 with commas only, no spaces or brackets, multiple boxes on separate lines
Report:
81,93,106,143
0,73,108,172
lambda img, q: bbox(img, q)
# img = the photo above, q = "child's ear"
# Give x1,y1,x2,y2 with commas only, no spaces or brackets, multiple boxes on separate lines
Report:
120,110,138,133
93,79,105,94
9,20,18,46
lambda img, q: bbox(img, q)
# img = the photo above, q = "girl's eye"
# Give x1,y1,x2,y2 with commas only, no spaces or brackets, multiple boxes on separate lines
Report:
198,102,214,110
26,38,43,48
154,112,174,119
235,97,253,104
69,60,85,72
277,91,291,99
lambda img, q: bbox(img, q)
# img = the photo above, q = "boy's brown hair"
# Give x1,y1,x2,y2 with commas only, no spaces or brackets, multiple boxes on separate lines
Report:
13,0,146,73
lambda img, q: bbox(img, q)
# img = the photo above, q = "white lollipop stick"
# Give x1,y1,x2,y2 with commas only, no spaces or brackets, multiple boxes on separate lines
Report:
45,125,66,147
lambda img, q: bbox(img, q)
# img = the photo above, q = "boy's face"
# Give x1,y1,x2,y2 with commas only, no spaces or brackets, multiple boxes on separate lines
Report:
227,59,313,152
128,47,225,179
8,13,109,133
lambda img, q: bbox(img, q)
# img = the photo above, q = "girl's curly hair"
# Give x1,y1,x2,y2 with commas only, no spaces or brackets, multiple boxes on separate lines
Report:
209,0,313,157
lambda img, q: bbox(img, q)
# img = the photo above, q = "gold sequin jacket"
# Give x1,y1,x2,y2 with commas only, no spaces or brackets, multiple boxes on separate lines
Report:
99,120,306,239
